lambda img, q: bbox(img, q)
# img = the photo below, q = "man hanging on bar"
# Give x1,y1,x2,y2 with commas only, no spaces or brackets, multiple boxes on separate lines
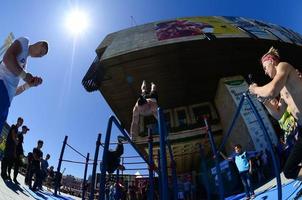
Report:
130,80,158,140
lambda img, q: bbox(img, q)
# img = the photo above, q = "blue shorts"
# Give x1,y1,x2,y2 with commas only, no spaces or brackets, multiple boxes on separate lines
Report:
0,80,10,135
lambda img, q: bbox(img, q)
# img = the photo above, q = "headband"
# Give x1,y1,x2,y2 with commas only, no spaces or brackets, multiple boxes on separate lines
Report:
261,54,279,63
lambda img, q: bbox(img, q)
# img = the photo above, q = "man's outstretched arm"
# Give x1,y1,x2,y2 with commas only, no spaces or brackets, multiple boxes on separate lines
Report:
263,98,287,120
3,40,33,83
15,77,42,96
249,63,290,98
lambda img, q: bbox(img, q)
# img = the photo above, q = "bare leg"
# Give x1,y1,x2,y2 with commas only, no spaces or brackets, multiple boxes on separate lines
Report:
141,80,147,93
130,104,140,140
151,82,156,92
297,169,302,181
152,107,158,120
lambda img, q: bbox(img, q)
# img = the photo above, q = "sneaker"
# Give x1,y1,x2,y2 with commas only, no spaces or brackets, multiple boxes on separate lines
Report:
117,136,128,143
118,164,125,171
30,187,37,192
294,188,302,200
13,178,20,185
151,82,156,91
141,80,147,92
1,173,8,181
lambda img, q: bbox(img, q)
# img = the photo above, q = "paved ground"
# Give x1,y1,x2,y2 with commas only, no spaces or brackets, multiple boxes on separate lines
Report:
0,165,80,200
226,173,302,200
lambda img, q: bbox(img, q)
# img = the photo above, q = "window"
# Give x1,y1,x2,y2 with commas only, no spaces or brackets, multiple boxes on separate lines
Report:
192,105,212,126
143,115,158,135
164,110,174,132
190,102,218,126
175,108,190,128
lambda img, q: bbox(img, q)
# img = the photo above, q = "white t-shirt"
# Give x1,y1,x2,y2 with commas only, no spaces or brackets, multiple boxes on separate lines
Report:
0,37,29,102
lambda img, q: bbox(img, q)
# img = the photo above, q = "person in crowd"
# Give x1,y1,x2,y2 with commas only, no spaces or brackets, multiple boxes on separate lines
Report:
28,140,44,191
39,153,50,189
220,144,255,199
1,117,23,180
9,125,29,184
184,177,192,200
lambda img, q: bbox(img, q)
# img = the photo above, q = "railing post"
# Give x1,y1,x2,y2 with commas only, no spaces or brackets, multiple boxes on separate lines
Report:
89,133,101,200
82,153,90,200
244,93,282,200
99,117,114,200
54,135,68,196
204,116,224,200
157,107,169,200
148,128,154,200
166,140,178,200
157,149,162,200
199,144,211,200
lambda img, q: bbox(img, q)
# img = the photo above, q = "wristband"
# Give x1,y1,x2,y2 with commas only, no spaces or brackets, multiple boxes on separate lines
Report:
19,70,27,80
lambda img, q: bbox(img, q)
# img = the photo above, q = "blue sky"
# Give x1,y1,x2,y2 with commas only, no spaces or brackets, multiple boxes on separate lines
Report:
1,0,301,178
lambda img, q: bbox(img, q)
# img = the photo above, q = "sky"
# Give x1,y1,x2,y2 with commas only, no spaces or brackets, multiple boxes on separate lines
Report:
1,0,302,178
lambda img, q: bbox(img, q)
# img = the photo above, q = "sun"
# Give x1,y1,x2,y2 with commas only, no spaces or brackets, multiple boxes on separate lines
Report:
65,9,89,36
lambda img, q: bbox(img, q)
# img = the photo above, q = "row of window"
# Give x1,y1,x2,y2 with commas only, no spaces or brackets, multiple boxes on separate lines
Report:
139,102,219,135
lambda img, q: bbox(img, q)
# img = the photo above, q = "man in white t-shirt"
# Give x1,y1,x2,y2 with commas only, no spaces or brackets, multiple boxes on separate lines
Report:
0,37,48,134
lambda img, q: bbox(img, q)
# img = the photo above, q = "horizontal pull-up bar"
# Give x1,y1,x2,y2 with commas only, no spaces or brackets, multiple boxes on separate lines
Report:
123,161,146,165
62,159,93,165
124,168,148,171
66,143,87,159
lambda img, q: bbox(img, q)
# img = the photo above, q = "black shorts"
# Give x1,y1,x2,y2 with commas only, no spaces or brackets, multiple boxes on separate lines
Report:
283,125,302,179
137,91,158,106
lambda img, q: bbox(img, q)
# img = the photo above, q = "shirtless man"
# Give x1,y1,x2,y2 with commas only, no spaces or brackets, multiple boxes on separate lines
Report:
0,37,48,134
249,47,302,181
130,80,158,139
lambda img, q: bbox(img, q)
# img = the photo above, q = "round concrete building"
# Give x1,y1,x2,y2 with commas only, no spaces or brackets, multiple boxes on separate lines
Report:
82,16,302,196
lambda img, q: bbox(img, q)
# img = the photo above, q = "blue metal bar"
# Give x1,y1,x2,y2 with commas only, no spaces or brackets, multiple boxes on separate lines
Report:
82,153,90,200
199,144,211,200
112,117,150,165
157,149,163,200
218,94,245,152
54,135,68,196
99,118,113,200
166,140,178,200
99,116,153,200
157,107,169,200
204,116,224,200
244,93,282,200
148,128,154,200
89,133,101,200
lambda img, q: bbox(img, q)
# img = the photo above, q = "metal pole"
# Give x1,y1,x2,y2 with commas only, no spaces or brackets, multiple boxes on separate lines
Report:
90,133,102,200
148,128,154,200
157,107,169,200
204,116,224,200
199,144,211,200
166,140,178,200
54,135,68,196
99,117,114,200
157,149,162,200
244,93,282,200
82,153,90,200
